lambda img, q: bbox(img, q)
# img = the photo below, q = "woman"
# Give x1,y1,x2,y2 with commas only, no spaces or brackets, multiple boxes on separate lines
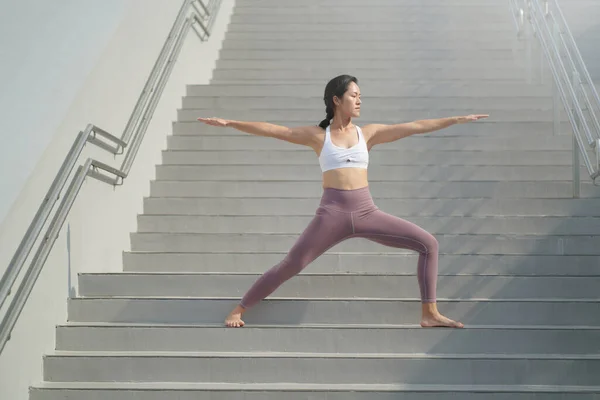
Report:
198,75,488,328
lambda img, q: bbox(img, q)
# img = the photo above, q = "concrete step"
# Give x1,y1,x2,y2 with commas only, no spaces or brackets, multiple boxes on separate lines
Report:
78,273,600,299
228,13,514,25
149,180,600,199
154,165,580,182
142,197,600,217
129,232,600,255
216,49,532,62
213,79,550,85
166,134,572,151
41,351,600,385
212,74,539,86
27,382,600,400
188,103,568,119
216,48,528,61
182,95,554,110
210,68,533,82
226,23,515,33
208,77,554,86
225,13,516,25
208,74,549,85
231,11,511,22
185,83,553,97
233,4,510,13
221,39,523,51
161,150,575,166
66,297,600,326
173,121,570,136
223,29,517,42
233,0,509,7
55,323,600,354
122,252,600,276
136,215,600,235
183,109,556,123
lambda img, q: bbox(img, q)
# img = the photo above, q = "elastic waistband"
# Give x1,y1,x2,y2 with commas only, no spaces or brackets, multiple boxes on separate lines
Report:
320,186,376,212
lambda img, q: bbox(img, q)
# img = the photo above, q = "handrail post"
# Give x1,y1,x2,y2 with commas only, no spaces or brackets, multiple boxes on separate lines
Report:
597,139,600,179
519,8,525,33
551,21,560,136
572,69,581,198
573,132,581,197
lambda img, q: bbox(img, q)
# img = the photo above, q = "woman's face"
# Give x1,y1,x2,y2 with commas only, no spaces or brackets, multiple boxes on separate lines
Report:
334,81,362,118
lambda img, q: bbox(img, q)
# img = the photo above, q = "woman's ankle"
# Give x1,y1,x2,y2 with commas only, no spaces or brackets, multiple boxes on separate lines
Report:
421,301,439,316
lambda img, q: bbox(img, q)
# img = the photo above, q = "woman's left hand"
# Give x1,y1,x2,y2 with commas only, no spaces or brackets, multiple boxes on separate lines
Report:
455,114,489,124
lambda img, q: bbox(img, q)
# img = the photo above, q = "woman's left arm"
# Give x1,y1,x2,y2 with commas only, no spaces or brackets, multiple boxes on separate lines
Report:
363,114,488,148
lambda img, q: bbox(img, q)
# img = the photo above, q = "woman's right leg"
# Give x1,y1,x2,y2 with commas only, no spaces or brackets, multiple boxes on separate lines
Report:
225,205,353,327
353,208,462,328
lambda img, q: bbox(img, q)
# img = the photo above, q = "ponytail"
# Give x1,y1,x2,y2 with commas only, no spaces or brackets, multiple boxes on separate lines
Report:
318,106,334,129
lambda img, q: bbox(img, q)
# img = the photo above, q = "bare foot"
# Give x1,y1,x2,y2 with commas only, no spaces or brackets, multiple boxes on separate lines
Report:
224,305,245,328
420,303,464,328
420,313,464,328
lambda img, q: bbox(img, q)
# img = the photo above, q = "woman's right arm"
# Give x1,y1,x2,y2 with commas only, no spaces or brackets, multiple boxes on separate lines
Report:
197,117,321,148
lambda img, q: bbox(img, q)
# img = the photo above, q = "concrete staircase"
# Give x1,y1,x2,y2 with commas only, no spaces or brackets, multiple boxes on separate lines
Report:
31,0,600,398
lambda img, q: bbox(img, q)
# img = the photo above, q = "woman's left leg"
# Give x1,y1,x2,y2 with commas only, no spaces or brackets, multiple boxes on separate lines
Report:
353,208,463,328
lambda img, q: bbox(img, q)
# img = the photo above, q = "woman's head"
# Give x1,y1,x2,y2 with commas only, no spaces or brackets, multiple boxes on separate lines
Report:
318,75,361,129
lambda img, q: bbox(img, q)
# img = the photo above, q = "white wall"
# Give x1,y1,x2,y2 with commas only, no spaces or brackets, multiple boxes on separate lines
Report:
559,0,600,82
0,0,128,225
0,0,235,399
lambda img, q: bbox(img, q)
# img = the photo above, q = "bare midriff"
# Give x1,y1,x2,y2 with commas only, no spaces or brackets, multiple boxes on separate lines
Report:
322,168,369,190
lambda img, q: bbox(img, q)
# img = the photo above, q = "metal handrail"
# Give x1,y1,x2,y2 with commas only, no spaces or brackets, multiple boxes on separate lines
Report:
509,0,600,197
0,0,223,355
509,0,526,37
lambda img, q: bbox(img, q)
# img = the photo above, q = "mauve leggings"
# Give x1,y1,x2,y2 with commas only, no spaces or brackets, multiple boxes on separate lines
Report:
239,186,439,309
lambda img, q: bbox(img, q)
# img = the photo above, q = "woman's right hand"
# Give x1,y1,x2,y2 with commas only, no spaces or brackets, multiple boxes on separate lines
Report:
197,117,231,127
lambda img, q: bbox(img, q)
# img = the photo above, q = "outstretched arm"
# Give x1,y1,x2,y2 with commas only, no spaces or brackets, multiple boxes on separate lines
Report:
197,117,321,148
364,114,488,148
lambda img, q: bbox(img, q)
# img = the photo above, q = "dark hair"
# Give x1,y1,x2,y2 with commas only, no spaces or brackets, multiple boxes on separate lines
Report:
318,75,358,129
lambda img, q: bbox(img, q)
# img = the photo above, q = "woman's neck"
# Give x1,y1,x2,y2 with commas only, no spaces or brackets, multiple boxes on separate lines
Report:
330,115,353,132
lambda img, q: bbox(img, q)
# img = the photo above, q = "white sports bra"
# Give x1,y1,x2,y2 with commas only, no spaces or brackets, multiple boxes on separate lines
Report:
318,125,369,172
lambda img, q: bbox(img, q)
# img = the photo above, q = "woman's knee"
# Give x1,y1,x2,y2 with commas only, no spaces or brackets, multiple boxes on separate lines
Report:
422,232,439,254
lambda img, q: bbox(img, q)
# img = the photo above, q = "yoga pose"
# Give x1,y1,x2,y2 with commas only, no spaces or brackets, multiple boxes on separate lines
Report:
198,75,488,328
